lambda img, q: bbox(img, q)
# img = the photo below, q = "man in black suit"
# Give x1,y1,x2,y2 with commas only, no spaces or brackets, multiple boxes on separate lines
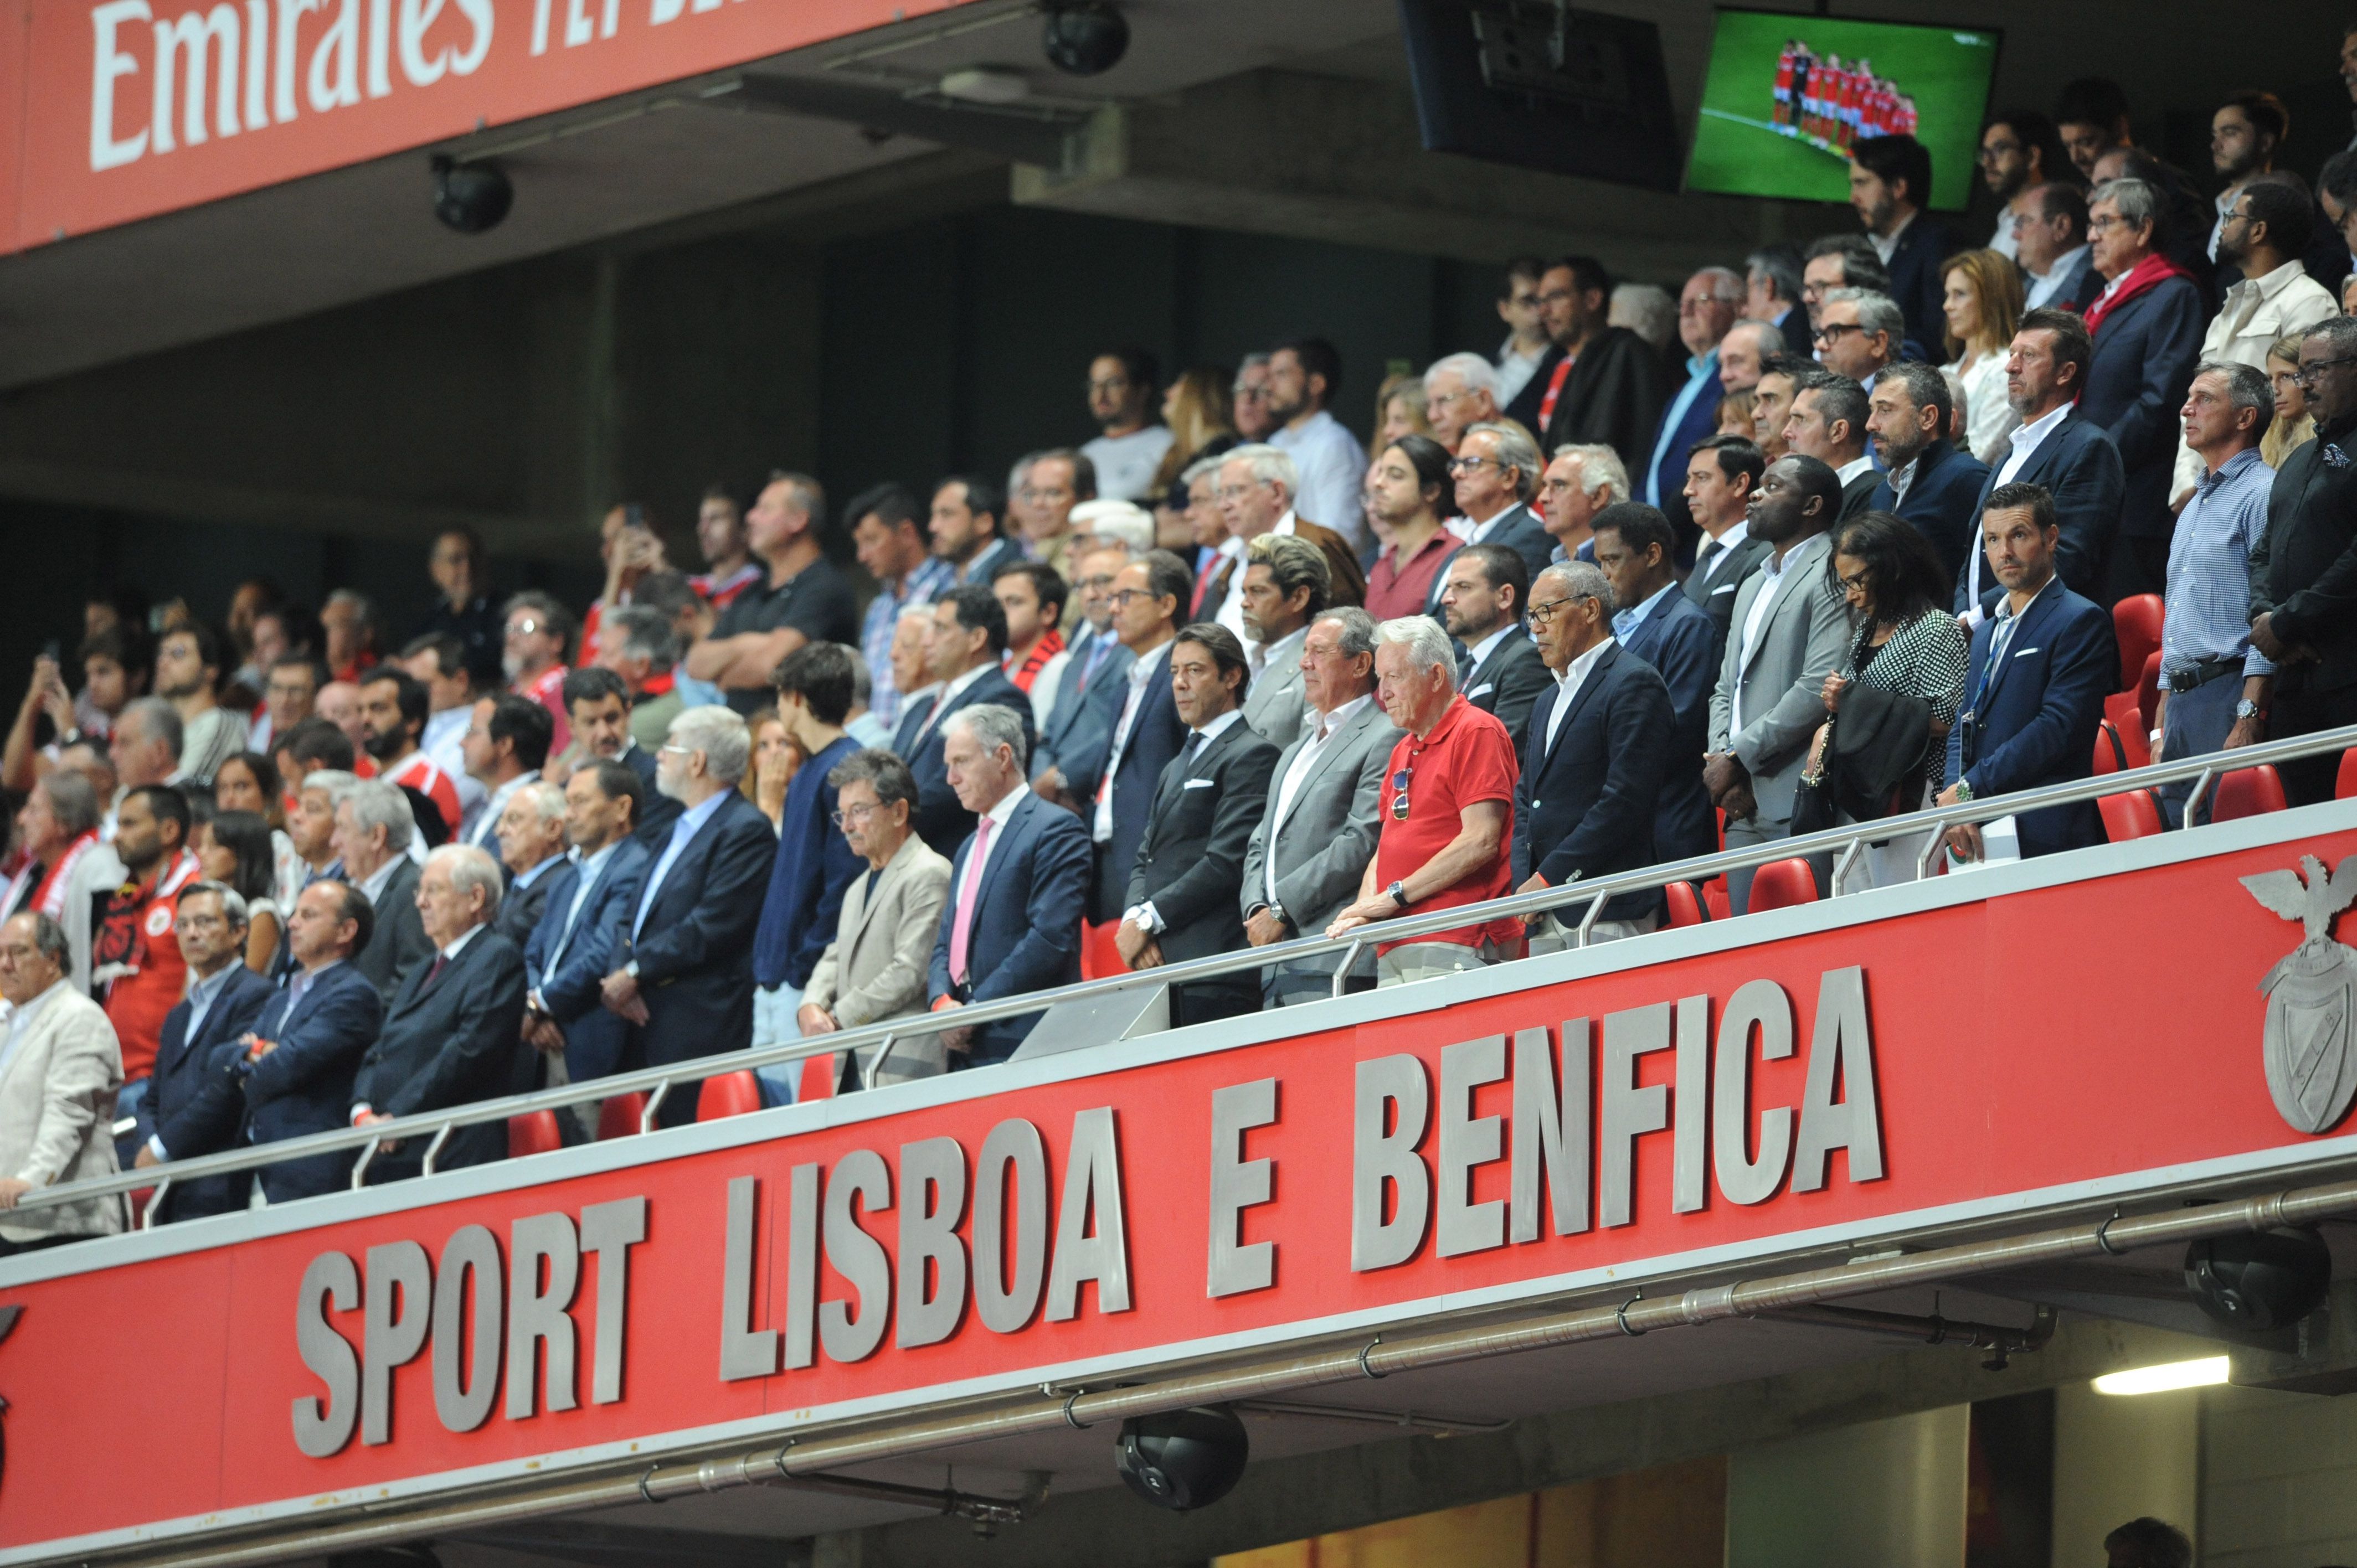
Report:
1955,310,2127,616
1090,550,1191,926
1116,626,1280,1025
1682,435,1772,659
1436,544,1551,764
1848,134,1954,355
333,778,432,1005
353,845,530,1181
491,779,569,948
133,881,276,1221
1866,363,1994,586
1784,372,1879,520
894,584,1035,857
1503,255,1667,471
564,666,681,845
1591,505,1719,865
2251,316,2357,804
1512,560,1677,945
2013,183,2104,314
600,705,774,1124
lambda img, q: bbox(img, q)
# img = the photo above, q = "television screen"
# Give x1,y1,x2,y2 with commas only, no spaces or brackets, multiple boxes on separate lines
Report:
1684,9,1999,210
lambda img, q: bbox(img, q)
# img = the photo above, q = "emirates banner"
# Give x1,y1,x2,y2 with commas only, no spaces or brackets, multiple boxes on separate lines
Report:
2,817,2355,1562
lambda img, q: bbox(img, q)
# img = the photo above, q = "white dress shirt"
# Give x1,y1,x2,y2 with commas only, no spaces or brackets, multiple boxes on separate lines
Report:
1268,411,1370,554
1543,637,1617,758
0,980,65,1091
357,854,403,909
1731,547,1792,735
1866,211,1913,265
1262,694,1371,914
2024,244,2091,311
908,662,994,750
1093,639,1173,843
1834,454,1876,489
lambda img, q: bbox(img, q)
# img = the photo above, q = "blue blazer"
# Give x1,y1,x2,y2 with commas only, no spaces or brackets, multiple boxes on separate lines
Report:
1616,591,1721,865
1096,651,1186,922
1871,439,1991,590
1883,214,1957,357
1952,412,2125,613
183,960,385,1202
2078,275,2206,541
1943,581,2116,859
1644,359,1728,554
147,964,276,1220
1511,641,1676,921
1036,632,1136,801
524,839,652,1084
899,666,1038,858
622,790,778,1082
928,791,1092,1064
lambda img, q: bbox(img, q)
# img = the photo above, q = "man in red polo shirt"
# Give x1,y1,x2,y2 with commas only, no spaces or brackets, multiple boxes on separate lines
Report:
1327,616,1521,985
358,667,461,838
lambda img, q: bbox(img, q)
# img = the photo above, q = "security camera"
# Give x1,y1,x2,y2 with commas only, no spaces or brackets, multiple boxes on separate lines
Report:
2185,1228,2332,1331
432,156,513,235
1114,1404,1248,1512
1042,2,1128,76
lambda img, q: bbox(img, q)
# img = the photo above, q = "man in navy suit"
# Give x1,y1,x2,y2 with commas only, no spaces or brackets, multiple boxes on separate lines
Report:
1033,540,1138,810
601,706,777,1125
1865,363,1993,586
2078,177,2207,601
160,881,384,1204
928,704,1090,1066
1590,505,1718,865
565,667,681,847
1640,269,1745,553
1954,310,2127,616
133,881,276,1221
1089,551,1191,925
1512,560,1677,944
523,760,649,1087
1941,484,2117,862
1849,135,1954,357
894,584,1036,857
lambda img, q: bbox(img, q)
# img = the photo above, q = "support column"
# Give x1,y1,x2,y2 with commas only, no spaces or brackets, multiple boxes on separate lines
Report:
1725,1405,1969,1568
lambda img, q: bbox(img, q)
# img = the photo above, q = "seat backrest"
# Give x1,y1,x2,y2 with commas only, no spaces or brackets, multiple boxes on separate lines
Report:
598,1092,648,1141
507,1110,564,1159
697,1070,763,1122
1747,859,1819,913
1664,881,1705,929
2098,790,2164,842
2212,765,2288,823
2135,651,2162,745
799,1051,841,1102
2339,748,2357,801
2101,692,2147,766
2093,720,2124,777
2112,593,2164,692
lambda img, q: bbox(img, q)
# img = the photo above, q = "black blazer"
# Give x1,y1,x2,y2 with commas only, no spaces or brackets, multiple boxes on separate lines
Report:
1838,466,1881,522
2251,419,2357,697
1460,626,1555,768
899,666,1038,857
1882,214,1957,355
1504,328,1668,470
495,859,563,950
1095,648,1187,923
1870,439,1993,589
353,855,434,1007
227,960,385,1201
1125,718,1280,1012
1425,506,1556,608
622,741,684,847
353,927,531,1181
2078,275,2206,541
1953,412,2126,612
1511,642,1676,921
620,789,778,1090
1686,532,1773,662
146,964,276,1221
1617,591,1721,865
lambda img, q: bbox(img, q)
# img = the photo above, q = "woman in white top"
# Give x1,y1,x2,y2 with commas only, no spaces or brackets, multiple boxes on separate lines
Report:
1940,249,2025,468
213,750,307,914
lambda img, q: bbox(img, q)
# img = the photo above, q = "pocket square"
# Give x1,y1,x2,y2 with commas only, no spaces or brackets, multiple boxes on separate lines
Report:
1711,583,1738,596
1182,777,1216,790
1467,682,1495,699
2012,646,2041,658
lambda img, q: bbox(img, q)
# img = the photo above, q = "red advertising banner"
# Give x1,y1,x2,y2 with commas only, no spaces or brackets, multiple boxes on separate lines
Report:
2,818,2355,1561
4,0,974,249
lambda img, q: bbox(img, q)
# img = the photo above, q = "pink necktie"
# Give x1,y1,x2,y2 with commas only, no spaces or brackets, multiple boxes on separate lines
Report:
948,816,995,986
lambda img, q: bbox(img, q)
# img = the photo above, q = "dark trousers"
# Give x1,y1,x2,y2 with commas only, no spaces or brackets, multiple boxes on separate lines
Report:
2158,674,2241,828
2273,684,2357,806
1091,843,1127,926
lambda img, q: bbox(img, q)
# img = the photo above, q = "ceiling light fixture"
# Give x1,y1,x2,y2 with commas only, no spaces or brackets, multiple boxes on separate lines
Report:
938,67,1032,104
2091,1356,2230,1396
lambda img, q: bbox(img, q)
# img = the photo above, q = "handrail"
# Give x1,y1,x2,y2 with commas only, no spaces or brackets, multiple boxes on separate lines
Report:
31,720,2357,1219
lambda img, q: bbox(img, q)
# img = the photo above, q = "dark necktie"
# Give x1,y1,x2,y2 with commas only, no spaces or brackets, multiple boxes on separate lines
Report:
1457,650,1476,687
421,953,449,993
1180,731,1203,768
1694,538,1721,586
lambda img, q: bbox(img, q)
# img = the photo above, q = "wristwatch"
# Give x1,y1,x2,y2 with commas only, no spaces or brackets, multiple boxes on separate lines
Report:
1387,880,1410,910
1953,780,1974,802
2235,699,2262,721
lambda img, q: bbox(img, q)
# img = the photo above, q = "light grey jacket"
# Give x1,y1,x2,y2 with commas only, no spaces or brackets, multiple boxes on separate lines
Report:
1239,698,1403,936
1241,629,1310,754
803,833,954,1086
58,838,127,999
1706,529,1850,824
0,984,125,1244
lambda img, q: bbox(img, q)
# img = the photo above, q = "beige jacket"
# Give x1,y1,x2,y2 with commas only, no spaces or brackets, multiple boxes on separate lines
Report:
0,983,126,1244
802,833,953,1086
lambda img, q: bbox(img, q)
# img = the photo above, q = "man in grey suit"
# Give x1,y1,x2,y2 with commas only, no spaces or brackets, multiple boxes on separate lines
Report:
1241,607,1401,1005
333,778,433,1005
1238,533,1329,752
1704,455,1850,914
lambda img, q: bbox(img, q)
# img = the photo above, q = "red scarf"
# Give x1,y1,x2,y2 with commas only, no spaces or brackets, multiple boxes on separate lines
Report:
2081,252,2189,336
1007,630,1067,694
32,830,99,921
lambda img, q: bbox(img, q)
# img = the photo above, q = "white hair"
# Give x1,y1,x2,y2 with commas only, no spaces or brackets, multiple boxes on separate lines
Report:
1374,617,1459,692
945,702,1029,772
341,778,415,856
1069,499,1154,551
1553,443,1630,503
1609,282,1677,349
300,768,362,807
1221,442,1299,496
517,780,567,824
896,603,937,628
427,843,505,915
667,705,751,787
1423,352,1501,400
1692,265,1745,303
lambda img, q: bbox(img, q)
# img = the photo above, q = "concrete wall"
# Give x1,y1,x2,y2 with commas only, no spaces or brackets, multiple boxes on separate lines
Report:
2204,1383,2357,1567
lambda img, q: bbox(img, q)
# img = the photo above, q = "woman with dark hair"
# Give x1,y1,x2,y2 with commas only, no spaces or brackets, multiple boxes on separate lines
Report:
1362,434,1461,620
213,750,305,911
1801,511,1969,887
193,807,285,973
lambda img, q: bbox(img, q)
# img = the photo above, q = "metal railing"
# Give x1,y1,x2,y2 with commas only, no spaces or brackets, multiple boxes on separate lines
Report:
22,720,2357,1224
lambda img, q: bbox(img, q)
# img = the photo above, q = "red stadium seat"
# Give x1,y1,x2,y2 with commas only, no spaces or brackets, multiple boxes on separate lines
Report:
2212,765,2288,823
2093,720,2127,776
799,1052,841,1102
2136,652,2161,749
2112,594,2163,693
1746,859,1819,912
1664,881,1705,929
1080,920,1125,981
2339,749,2357,800
2099,790,2164,842
597,1092,647,1141
697,1071,763,1122
2102,692,2148,767
507,1111,564,1158
1701,878,1732,921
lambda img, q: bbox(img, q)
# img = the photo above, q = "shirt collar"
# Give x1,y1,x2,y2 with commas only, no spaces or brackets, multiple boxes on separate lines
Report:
2031,243,2089,285
358,854,402,905
1557,635,1617,687
1997,572,2058,622
2013,400,2072,450
1615,581,1678,633
1315,692,1375,733
2201,446,2267,490
186,961,239,1008
1258,623,1308,665
1192,708,1246,746
980,781,1030,831
441,923,486,962
1706,518,1750,553
1834,454,1876,485
512,853,564,890
938,662,993,705
3,978,65,1034
1464,624,1514,668
1685,344,1720,382
1272,509,1299,536
1129,638,1175,682
2239,257,2309,300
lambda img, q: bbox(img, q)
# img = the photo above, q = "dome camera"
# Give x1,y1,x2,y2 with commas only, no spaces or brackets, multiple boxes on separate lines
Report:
1042,2,1128,76
2185,1228,2332,1331
1114,1404,1248,1512
432,156,513,235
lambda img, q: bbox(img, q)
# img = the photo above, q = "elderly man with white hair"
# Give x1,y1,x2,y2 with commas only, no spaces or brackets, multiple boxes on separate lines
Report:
336,777,434,1004
1211,446,1367,646
1537,442,1629,565
1422,352,1504,453
349,843,529,1182
1644,267,1747,540
1327,617,1523,987
0,911,125,1254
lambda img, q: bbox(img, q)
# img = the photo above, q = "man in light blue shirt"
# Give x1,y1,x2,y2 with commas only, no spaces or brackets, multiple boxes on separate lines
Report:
1643,270,1745,524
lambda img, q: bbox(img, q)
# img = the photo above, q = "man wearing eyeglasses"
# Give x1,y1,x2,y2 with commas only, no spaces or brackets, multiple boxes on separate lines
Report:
1812,288,1900,396
748,645,864,1085
2010,184,2099,314
1421,353,1504,455
1978,112,2067,260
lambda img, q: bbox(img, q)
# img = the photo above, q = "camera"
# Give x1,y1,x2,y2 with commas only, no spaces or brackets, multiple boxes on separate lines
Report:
2185,1228,2332,1331
432,157,513,235
1042,2,1129,76
1114,1404,1249,1511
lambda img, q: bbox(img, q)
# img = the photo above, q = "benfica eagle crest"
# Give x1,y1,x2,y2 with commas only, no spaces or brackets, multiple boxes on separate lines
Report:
2242,854,2357,1134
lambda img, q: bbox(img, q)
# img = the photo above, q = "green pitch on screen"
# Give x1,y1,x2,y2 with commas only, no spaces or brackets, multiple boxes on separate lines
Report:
1687,11,1998,210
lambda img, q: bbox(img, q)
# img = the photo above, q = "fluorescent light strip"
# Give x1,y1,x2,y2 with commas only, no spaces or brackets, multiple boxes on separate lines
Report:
2092,1356,2231,1396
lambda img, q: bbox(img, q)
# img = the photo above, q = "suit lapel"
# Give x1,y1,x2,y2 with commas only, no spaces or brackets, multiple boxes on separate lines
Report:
1469,627,1526,693
1978,586,2058,709
1541,642,1620,768
1737,537,1817,682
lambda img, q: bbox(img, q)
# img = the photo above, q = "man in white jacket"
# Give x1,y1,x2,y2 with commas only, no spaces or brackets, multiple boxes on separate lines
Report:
0,912,125,1255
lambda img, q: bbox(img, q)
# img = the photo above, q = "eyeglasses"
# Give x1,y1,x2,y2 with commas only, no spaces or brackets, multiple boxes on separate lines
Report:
2086,215,2125,235
1447,455,1504,474
658,742,693,756
1838,569,1874,594
2294,357,2357,385
507,618,545,638
1813,322,1866,344
1213,483,1260,502
1526,597,1575,627
828,802,882,829
1107,588,1157,609
1976,139,2020,163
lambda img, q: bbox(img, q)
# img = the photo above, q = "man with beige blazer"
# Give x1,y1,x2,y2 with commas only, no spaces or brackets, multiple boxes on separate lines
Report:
797,751,953,1089
0,911,125,1254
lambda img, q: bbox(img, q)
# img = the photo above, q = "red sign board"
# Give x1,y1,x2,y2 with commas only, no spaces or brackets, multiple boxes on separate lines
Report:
2,819,2354,1561
0,0,975,251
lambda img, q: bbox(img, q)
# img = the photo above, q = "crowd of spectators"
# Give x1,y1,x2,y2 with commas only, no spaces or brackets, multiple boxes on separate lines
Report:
4,58,2357,1247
